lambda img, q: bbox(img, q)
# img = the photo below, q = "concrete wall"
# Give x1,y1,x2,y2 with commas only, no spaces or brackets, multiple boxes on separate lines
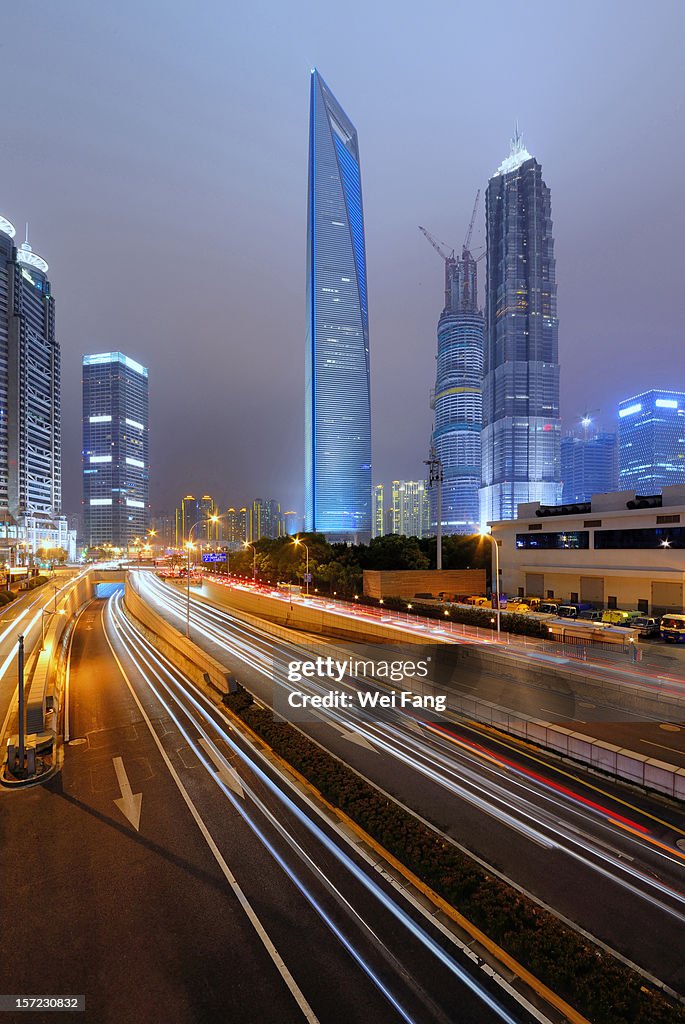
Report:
363,569,486,600
124,577,233,694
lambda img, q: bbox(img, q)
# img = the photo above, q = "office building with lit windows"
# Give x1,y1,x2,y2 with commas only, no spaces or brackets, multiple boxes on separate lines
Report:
390,480,430,538
480,131,561,524
305,70,372,542
618,390,685,492
372,484,384,538
561,433,618,503
82,352,149,548
225,507,247,546
0,217,71,561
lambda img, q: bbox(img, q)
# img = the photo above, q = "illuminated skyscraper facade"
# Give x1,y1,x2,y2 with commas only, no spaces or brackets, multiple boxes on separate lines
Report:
618,390,685,492
305,70,372,542
391,480,430,538
480,132,561,523
0,218,72,560
82,352,149,548
561,432,618,503
429,229,484,535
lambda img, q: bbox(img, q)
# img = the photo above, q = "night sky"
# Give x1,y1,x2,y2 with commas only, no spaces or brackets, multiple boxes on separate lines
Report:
3,0,684,517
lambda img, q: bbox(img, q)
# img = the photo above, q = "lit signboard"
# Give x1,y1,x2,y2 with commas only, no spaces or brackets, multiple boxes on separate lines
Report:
202,552,227,563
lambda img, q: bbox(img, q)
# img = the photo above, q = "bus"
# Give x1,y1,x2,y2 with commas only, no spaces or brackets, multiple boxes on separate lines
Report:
660,614,685,643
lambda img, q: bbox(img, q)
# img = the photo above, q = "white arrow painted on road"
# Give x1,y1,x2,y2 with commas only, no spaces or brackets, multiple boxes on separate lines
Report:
112,756,143,831
198,737,245,799
337,727,377,751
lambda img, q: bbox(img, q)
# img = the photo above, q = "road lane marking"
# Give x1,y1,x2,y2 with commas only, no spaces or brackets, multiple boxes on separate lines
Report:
609,820,685,864
640,739,685,756
198,737,245,799
112,756,143,831
103,604,320,1023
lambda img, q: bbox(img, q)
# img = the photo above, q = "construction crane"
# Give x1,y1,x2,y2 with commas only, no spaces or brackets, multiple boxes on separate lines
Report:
462,189,480,255
418,226,455,310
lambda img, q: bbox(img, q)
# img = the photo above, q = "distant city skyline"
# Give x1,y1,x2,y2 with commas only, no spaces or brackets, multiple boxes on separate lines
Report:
1,2,683,517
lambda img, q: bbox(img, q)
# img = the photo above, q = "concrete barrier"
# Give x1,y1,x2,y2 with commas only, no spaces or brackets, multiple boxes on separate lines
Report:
124,577,234,694
130,578,685,803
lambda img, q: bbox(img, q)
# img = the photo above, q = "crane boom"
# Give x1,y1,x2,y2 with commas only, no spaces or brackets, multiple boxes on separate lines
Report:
463,189,480,253
418,226,454,262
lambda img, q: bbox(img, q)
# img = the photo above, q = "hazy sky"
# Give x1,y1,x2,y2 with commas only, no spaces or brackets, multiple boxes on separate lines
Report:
3,0,684,516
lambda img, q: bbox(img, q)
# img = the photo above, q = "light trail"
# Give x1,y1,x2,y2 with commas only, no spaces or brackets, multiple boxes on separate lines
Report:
107,592,527,1024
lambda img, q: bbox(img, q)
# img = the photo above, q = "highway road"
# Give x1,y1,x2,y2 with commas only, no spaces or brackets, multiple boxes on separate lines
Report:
137,571,685,995
0,596,535,1024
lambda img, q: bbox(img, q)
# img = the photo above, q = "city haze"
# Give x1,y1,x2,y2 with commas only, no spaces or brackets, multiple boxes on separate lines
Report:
2,0,683,514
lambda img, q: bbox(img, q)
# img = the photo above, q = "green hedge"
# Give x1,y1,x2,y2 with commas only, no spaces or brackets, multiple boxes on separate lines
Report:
224,686,684,1024
0,590,17,607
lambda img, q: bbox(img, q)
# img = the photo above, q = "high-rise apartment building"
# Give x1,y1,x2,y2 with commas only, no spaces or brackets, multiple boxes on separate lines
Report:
390,480,430,538
225,507,247,546
372,484,384,538
0,218,69,559
250,498,282,541
480,131,561,523
426,215,484,535
82,352,149,548
561,433,618,503
618,390,685,492
199,494,220,542
305,70,372,543
175,495,199,546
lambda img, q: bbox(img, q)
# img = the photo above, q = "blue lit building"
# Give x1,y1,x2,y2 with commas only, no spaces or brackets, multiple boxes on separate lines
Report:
0,218,72,560
561,432,618,503
82,352,149,548
618,389,685,492
480,131,561,524
305,70,371,542
429,237,483,534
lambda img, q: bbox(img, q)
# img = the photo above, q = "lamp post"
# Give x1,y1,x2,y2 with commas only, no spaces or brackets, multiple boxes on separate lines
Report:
186,514,224,637
292,537,309,595
244,540,257,582
479,529,501,638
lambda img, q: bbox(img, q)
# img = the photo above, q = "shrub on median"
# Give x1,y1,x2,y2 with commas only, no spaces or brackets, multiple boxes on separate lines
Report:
223,686,685,1024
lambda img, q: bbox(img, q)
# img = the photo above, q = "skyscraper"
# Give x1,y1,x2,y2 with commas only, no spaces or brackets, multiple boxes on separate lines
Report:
0,218,69,561
372,484,384,538
305,70,372,543
618,390,685,492
390,480,430,538
82,352,149,548
199,494,220,542
250,498,282,541
561,433,618,503
225,507,248,546
480,130,561,524
425,210,484,535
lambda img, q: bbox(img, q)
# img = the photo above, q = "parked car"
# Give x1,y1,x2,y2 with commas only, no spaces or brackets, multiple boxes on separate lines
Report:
539,601,559,615
632,616,661,638
578,609,603,622
601,609,640,625
660,614,685,642
557,602,593,619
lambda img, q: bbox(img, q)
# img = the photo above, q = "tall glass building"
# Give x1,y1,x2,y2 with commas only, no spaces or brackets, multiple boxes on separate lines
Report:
429,240,483,534
305,70,372,542
618,390,685,492
0,218,69,560
561,432,618,503
82,352,149,548
480,131,561,524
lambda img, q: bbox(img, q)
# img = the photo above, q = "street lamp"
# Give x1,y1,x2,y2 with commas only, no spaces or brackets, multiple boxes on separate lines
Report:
292,536,309,595
479,529,501,638
244,540,257,582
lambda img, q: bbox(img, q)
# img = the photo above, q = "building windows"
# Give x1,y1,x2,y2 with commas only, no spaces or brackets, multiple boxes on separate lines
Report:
516,531,589,549
594,527,685,549
657,514,680,524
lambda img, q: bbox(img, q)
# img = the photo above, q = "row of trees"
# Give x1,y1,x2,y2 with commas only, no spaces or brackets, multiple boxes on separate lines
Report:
213,533,490,598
